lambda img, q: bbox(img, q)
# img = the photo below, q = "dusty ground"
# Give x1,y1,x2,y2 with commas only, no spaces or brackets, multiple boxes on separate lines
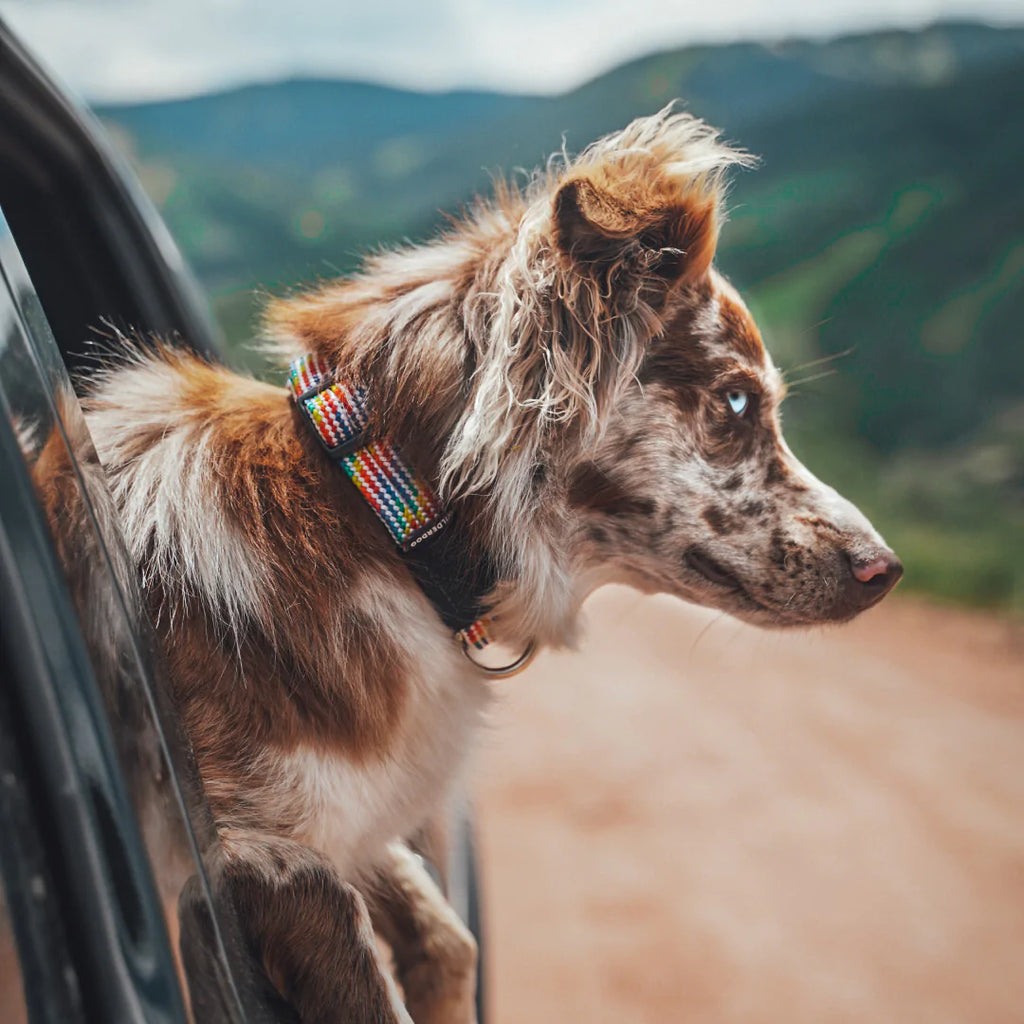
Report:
473,589,1024,1024
2,591,1021,1022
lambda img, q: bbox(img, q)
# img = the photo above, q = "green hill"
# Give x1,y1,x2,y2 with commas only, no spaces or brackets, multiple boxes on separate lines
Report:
96,21,1024,611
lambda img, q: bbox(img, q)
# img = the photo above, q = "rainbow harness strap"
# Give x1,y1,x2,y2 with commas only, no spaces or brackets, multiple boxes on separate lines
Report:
289,354,491,650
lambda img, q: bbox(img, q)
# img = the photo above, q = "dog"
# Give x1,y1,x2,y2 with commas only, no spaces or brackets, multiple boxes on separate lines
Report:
78,108,902,1023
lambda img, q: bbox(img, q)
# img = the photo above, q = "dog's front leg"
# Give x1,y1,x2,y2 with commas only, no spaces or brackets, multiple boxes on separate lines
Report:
209,830,413,1024
364,842,479,1024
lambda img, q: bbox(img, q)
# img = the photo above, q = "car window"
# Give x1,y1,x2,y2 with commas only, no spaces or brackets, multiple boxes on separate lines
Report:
0,207,275,1022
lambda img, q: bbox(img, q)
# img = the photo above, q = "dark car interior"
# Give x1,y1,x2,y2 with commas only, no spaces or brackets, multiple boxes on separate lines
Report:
0,26,220,376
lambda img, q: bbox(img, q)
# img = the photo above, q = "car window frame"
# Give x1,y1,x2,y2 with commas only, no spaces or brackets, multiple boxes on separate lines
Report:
0,210,191,1023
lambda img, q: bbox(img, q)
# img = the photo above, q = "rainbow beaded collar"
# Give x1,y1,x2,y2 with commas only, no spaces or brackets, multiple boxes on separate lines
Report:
289,354,491,650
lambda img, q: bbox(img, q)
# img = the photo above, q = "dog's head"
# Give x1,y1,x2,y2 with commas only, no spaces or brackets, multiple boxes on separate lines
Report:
552,114,902,627
568,274,902,626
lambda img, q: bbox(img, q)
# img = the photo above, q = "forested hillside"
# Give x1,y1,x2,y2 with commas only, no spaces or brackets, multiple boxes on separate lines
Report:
97,21,1024,610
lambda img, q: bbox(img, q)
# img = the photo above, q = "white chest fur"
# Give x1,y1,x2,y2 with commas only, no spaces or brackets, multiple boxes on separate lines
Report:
276,655,490,881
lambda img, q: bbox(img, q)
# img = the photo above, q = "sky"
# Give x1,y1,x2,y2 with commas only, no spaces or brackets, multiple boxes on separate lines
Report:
2,0,1022,103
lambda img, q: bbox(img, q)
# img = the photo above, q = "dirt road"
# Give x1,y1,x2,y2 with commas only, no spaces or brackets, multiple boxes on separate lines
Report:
473,589,1024,1024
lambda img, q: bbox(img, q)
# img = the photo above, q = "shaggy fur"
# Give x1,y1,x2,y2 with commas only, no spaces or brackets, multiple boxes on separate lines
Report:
78,108,901,1022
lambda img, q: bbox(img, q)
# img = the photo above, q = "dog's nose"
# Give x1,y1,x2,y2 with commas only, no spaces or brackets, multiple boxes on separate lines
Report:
851,554,899,584
844,549,903,609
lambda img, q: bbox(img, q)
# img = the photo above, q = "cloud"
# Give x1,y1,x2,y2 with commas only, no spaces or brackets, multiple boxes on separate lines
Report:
1,0,1021,102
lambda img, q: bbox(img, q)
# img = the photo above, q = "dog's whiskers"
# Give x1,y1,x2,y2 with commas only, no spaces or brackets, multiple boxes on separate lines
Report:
782,346,853,383
690,611,728,654
785,367,840,390
785,348,850,372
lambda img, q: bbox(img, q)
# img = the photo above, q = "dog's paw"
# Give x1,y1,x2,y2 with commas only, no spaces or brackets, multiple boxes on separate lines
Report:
399,930,478,1024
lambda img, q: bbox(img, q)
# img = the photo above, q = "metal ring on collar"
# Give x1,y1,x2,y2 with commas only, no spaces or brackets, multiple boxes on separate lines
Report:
460,638,538,678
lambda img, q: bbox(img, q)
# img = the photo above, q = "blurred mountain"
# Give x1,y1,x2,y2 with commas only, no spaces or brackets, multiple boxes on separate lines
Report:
104,79,531,171
96,20,1024,610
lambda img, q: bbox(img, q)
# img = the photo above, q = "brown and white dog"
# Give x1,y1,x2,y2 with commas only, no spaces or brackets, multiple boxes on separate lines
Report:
81,109,901,1023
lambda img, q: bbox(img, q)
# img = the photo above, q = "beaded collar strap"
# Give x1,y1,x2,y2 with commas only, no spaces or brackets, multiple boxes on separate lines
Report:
289,354,493,652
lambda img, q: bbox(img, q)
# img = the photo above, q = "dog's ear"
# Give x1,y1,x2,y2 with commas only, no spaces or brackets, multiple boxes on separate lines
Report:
552,111,751,293
553,174,718,286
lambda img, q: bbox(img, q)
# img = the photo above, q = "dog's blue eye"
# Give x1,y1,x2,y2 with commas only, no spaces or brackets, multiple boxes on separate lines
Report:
727,390,749,416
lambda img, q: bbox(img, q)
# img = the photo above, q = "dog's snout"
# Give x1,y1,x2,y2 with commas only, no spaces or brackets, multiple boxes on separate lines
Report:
845,549,903,609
